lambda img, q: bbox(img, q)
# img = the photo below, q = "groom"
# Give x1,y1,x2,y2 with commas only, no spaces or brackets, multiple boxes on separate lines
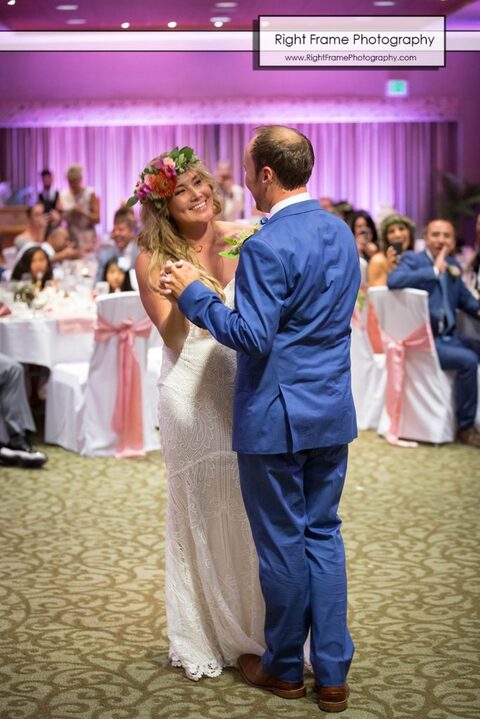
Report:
161,126,359,712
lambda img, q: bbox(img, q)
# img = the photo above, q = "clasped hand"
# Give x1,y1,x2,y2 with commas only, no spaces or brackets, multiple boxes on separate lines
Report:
158,260,201,299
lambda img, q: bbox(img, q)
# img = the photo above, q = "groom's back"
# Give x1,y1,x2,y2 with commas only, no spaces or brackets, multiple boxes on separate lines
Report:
233,201,360,454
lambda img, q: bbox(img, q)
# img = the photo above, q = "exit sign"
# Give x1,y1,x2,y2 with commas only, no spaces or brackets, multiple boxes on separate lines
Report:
386,79,409,97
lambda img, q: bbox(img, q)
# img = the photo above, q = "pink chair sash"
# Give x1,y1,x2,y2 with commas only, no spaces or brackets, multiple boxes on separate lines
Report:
381,322,434,439
0,302,12,318
57,317,95,334
94,315,152,459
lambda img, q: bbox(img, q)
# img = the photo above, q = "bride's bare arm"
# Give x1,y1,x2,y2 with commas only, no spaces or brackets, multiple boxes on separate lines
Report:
136,252,189,351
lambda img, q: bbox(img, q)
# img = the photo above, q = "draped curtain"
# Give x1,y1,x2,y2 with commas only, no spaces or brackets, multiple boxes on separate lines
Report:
0,121,458,235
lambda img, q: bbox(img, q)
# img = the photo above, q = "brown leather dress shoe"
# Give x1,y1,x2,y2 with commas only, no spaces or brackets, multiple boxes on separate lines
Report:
314,682,350,712
457,426,480,448
237,654,306,699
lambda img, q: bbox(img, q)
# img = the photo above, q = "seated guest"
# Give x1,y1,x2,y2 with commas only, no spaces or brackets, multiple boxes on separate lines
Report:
13,203,47,251
368,213,415,287
388,219,480,448
349,210,379,261
319,196,334,212
43,226,82,265
102,258,134,293
96,208,138,281
0,353,48,468
11,246,53,289
465,212,480,297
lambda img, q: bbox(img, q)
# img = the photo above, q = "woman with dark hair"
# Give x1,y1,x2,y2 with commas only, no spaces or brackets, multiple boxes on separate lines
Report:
349,210,379,260
11,246,53,289
102,258,134,293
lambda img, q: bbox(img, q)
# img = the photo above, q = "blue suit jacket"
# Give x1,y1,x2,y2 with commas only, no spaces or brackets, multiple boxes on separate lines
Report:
387,250,480,337
178,199,360,454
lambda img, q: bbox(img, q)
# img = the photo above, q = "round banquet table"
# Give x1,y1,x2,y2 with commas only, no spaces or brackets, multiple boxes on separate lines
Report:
0,312,95,368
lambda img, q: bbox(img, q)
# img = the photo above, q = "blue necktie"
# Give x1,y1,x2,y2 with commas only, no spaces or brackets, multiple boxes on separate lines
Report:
438,271,455,336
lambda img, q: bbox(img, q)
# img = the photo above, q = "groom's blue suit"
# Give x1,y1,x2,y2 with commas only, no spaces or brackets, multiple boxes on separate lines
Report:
178,199,359,686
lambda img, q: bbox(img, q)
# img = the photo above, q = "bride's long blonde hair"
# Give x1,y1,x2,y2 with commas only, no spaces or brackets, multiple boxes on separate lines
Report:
136,156,225,299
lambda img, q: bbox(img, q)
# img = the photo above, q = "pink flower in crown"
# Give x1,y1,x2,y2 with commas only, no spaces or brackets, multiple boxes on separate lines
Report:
135,181,151,202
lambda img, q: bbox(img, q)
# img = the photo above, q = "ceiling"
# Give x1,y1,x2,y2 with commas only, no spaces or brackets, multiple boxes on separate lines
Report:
0,0,475,32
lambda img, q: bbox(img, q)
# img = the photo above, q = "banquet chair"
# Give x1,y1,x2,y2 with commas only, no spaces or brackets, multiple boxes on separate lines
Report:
350,294,386,430
368,286,455,445
45,291,160,457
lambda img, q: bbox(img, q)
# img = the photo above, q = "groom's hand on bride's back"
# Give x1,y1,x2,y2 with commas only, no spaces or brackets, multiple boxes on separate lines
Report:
158,260,200,299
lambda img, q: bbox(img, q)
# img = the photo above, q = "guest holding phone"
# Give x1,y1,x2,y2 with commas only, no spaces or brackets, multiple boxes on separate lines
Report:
349,210,379,261
367,213,415,287
366,214,415,353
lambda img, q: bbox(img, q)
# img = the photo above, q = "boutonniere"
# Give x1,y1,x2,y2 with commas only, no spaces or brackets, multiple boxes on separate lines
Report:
219,225,261,259
446,264,461,280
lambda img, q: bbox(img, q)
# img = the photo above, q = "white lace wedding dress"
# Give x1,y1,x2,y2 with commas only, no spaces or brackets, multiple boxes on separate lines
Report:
157,280,265,680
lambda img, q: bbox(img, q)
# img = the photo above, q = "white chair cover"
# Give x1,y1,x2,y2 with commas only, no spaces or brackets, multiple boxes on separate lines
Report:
45,292,161,456
350,298,386,430
368,286,455,444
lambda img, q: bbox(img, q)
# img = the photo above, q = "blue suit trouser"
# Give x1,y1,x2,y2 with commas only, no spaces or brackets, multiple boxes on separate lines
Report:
435,334,480,430
237,446,354,686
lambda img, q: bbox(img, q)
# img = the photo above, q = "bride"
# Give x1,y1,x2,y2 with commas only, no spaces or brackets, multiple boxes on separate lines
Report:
134,147,265,680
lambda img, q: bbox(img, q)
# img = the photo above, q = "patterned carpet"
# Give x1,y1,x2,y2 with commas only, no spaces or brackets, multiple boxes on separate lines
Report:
0,432,479,719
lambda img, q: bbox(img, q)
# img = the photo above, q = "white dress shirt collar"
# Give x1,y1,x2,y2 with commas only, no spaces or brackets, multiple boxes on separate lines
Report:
269,192,311,218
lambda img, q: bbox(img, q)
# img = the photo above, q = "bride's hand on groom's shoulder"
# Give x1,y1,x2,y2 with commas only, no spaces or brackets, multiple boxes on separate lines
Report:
158,260,200,299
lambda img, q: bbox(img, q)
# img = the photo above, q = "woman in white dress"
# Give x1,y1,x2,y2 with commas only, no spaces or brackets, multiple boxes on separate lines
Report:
134,148,265,680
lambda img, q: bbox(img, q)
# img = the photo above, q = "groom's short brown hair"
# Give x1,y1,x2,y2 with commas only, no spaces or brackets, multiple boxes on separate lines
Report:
250,125,314,190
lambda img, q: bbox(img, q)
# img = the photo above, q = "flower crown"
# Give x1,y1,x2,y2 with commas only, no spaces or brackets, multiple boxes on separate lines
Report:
127,146,198,210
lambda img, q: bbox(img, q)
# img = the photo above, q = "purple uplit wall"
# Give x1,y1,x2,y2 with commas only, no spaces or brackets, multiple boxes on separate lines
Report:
0,50,479,181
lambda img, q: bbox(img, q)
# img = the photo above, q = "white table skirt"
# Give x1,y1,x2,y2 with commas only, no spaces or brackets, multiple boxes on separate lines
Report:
0,315,94,368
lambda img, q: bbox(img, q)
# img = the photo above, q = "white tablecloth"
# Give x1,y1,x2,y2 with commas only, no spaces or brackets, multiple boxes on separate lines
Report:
0,314,94,368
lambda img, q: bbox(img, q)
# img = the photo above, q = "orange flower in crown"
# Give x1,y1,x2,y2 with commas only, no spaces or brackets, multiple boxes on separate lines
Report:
127,147,198,210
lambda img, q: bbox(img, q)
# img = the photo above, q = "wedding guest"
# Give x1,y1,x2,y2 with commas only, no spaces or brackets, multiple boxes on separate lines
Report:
38,168,60,213
0,353,48,468
13,203,47,251
58,164,100,252
11,246,53,289
465,212,480,297
388,219,480,448
96,208,138,282
215,160,244,221
43,226,82,265
319,196,334,212
368,213,415,287
102,258,134,293
349,210,379,261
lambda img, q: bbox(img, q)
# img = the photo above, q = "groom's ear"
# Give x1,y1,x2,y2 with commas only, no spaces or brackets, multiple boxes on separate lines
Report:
262,166,274,184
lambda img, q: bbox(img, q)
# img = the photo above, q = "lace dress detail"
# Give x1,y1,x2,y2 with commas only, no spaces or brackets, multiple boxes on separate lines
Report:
158,281,265,680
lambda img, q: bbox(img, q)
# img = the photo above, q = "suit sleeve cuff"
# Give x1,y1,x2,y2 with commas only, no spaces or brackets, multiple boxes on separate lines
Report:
178,280,212,319
433,266,440,277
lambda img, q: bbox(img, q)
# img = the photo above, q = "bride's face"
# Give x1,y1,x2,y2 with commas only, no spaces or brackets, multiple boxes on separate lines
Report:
168,169,214,229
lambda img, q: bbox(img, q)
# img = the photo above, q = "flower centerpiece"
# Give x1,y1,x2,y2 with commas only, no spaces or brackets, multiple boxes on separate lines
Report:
13,282,36,307
127,146,198,209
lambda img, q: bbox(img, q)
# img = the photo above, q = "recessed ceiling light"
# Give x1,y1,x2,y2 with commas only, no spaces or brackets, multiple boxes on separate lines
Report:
121,22,130,29
56,4,79,9
373,1,395,6
65,18,87,25
215,2,238,7
214,21,224,28
7,0,16,6
210,16,231,23
167,21,177,28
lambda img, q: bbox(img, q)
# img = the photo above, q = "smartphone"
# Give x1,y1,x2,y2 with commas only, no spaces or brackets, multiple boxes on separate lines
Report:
391,241,404,255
